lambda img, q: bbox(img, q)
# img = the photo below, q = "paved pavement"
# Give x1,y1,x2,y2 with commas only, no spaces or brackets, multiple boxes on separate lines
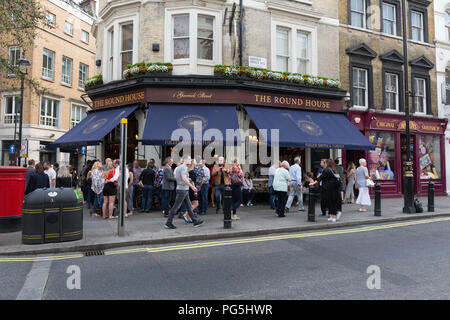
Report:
0,196,449,256
2,218,450,299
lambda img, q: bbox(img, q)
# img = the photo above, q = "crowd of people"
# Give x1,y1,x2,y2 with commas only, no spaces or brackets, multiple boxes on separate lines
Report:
22,155,373,227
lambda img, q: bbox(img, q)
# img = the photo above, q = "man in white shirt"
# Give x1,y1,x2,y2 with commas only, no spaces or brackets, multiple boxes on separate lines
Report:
285,157,305,212
44,162,56,188
111,159,130,216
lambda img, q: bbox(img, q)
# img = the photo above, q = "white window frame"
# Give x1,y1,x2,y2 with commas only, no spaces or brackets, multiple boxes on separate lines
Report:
271,19,317,75
42,48,55,81
46,12,55,27
61,56,73,86
8,46,20,76
352,67,368,108
119,23,134,75
1,92,20,125
275,27,290,72
71,104,87,128
164,7,222,75
411,11,424,42
103,13,139,81
79,62,89,90
385,72,399,111
445,10,450,42
40,96,60,128
296,31,310,75
350,0,367,29
414,77,426,114
81,30,89,44
64,21,73,36
382,3,396,36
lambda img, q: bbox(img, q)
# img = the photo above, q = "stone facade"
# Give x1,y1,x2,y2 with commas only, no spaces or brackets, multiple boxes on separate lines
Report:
0,0,96,167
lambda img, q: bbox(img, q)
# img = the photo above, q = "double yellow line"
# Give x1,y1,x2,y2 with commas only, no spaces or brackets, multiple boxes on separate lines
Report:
1,217,450,263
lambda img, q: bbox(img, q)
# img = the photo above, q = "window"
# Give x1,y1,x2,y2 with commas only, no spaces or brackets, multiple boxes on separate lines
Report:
350,0,366,28
197,15,214,60
120,24,133,74
414,77,426,114
46,12,55,27
296,32,310,74
411,11,424,42
64,21,73,35
173,15,190,60
367,132,395,180
276,28,289,72
382,3,396,35
419,135,441,180
42,49,55,80
81,30,89,43
40,97,59,127
446,68,450,105
446,11,450,41
79,63,89,89
352,67,368,107
8,46,20,75
71,105,87,128
108,28,114,80
3,96,20,124
61,57,73,86
385,73,399,111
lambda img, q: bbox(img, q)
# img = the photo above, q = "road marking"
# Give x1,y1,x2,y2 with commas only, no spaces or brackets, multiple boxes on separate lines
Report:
16,259,52,300
1,216,450,263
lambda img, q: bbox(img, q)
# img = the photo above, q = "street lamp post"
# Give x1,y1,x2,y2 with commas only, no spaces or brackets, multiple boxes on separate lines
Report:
16,53,31,167
401,0,415,213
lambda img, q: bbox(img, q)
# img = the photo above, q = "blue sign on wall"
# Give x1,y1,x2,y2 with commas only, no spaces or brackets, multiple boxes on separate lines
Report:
81,146,86,155
9,145,15,154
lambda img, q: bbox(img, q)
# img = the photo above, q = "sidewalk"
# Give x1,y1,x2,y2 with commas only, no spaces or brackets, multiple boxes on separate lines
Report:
1,196,450,256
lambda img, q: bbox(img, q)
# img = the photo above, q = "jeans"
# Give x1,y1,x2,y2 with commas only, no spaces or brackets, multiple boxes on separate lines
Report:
132,184,141,209
214,184,226,209
167,190,197,224
199,184,209,214
87,188,94,208
141,185,154,211
161,189,173,214
269,186,277,209
126,185,134,212
286,181,305,210
93,192,103,214
231,185,242,214
243,189,256,204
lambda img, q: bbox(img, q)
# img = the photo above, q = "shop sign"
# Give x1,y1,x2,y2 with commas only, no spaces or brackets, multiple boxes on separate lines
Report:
371,118,445,134
92,90,146,109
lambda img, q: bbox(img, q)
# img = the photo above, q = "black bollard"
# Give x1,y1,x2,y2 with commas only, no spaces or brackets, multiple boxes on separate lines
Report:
223,186,232,229
307,188,316,222
428,181,435,212
374,183,381,216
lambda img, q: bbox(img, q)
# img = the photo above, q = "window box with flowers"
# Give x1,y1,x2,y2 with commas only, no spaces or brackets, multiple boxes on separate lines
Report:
213,65,341,90
122,62,173,80
84,74,103,90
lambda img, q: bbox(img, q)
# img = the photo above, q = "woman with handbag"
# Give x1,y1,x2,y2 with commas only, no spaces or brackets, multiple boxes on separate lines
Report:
229,158,244,220
355,158,371,212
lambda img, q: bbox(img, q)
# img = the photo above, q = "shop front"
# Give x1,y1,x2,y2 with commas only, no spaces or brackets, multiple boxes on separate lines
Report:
348,110,448,197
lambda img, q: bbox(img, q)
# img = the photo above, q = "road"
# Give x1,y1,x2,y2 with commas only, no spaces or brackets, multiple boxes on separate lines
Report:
1,218,450,300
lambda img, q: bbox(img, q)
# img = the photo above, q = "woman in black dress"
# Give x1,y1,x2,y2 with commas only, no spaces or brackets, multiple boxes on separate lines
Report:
55,165,72,188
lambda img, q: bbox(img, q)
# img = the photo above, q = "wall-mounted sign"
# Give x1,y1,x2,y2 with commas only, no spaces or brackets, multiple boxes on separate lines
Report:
370,117,446,134
248,56,267,69
92,90,146,109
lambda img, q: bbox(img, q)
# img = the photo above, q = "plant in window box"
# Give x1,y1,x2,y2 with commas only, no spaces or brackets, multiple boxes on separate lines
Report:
122,62,173,79
84,74,103,89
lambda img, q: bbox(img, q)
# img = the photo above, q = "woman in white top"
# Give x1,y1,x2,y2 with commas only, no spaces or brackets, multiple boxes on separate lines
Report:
242,172,256,206
272,161,291,217
355,158,371,211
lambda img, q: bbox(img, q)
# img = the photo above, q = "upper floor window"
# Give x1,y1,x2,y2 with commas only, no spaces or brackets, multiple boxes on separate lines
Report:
120,23,134,74
64,21,73,36
411,11,424,42
413,77,426,114
350,0,367,29
197,15,214,60
352,67,368,108
382,3,396,35
107,27,114,80
40,97,60,127
296,31,310,74
3,95,20,124
79,63,89,89
445,68,450,105
276,28,289,72
173,15,189,59
8,46,20,76
385,73,399,111
46,12,55,27
81,30,89,43
445,10,450,41
71,104,87,128
61,56,73,86
42,49,55,81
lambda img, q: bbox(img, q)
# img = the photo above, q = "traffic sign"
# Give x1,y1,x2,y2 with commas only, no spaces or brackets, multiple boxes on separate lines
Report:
21,143,26,151
81,146,86,155
9,145,15,154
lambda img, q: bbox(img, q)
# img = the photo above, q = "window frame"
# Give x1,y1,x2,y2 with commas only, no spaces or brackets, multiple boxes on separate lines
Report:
275,27,290,72
408,3,429,43
352,67,369,108
413,77,426,114
445,67,450,106
81,30,89,44
384,72,399,111
2,93,21,125
39,96,60,128
78,62,89,90
8,46,20,76
45,12,56,27
119,23,134,75
349,0,367,29
64,21,73,36
197,14,215,61
42,48,55,81
61,56,73,87
380,1,401,36
70,104,87,128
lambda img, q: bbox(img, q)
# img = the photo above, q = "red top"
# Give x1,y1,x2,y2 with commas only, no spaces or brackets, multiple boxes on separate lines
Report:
106,170,114,180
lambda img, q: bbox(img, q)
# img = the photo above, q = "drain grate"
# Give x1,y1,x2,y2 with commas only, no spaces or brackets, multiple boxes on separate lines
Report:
83,250,105,257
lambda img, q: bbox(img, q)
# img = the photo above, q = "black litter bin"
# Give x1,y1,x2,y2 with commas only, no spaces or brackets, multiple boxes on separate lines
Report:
22,188,83,244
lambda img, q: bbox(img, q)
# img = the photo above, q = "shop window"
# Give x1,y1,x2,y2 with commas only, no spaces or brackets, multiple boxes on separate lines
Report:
367,132,395,180
419,135,441,180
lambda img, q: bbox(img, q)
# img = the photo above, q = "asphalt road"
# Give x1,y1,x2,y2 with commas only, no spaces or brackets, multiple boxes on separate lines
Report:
2,218,450,300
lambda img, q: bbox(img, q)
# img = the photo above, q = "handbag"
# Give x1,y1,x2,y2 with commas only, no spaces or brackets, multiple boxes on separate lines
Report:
366,178,375,187
230,172,243,186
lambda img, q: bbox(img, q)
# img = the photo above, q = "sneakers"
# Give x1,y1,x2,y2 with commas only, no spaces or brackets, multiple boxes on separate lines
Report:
327,217,333,221
165,223,176,229
337,211,342,220
285,207,289,213
298,208,306,212
193,220,204,227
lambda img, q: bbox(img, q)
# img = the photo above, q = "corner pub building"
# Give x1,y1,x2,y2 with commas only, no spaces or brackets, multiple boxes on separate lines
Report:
52,72,375,192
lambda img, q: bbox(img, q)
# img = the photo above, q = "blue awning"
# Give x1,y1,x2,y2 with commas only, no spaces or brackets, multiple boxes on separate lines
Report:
50,105,138,148
244,106,375,150
141,104,241,146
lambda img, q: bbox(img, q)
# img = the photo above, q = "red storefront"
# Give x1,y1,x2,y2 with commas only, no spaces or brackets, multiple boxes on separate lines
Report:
347,110,448,197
